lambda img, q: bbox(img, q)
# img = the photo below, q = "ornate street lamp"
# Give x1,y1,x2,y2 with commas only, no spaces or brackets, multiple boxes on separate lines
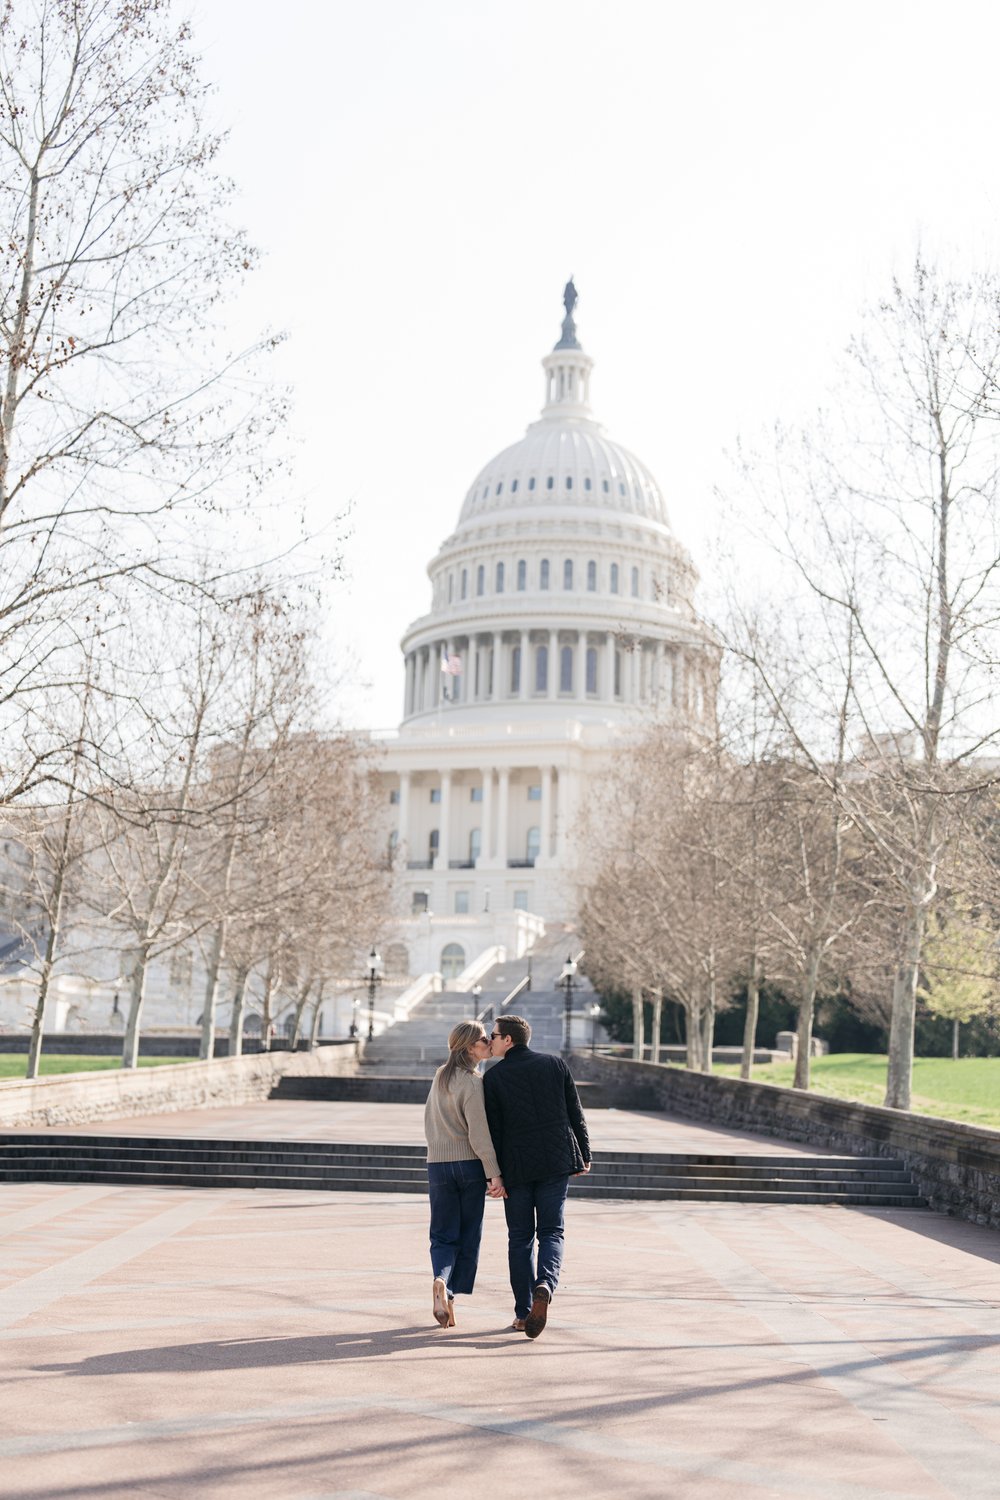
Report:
366,947,382,1040
560,955,577,1054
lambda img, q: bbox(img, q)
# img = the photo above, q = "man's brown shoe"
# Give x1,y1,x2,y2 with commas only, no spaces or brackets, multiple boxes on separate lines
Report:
524,1286,550,1339
511,1318,526,1331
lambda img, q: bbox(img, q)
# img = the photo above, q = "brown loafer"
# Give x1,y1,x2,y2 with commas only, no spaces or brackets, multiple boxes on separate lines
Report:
432,1278,450,1327
511,1318,526,1331
524,1286,550,1339
447,1298,456,1328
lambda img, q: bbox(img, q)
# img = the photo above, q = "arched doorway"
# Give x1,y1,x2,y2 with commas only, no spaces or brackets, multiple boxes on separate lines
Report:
440,943,466,981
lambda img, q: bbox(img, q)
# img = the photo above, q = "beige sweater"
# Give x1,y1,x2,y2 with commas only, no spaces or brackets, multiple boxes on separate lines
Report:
424,1065,501,1180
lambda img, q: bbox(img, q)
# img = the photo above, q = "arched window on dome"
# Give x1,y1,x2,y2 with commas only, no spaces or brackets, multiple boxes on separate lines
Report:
560,646,573,693
496,482,503,496
529,476,536,491
587,560,597,592
619,482,626,496
566,476,573,490
535,645,548,693
602,479,609,493
510,645,521,694
546,475,554,490
517,559,526,591
631,566,640,597
476,564,485,596
461,569,468,600
539,559,550,590
563,559,573,590
610,563,619,595
482,487,488,500
585,476,592,491
495,561,505,594
586,647,598,695
512,478,518,493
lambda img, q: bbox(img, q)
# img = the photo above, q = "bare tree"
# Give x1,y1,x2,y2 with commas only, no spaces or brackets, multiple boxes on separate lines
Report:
722,260,1000,1108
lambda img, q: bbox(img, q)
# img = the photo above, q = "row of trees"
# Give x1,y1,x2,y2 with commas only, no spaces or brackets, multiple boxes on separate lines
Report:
0,3,391,1071
580,260,1000,1109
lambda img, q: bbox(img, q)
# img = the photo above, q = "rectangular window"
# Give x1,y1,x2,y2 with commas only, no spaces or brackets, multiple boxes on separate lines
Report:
470,787,483,803
430,788,441,804
527,785,541,801
454,890,470,914
389,789,400,804
412,891,429,914
513,890,529,911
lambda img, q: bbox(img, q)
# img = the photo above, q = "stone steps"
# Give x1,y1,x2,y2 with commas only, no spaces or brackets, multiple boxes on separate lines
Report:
0,1134,926,1207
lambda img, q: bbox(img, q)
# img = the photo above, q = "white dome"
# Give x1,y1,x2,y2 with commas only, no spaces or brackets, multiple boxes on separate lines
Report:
458,419,669,530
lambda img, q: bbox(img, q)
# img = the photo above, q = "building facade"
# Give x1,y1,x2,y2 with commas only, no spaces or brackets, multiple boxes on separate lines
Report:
378,285,717,980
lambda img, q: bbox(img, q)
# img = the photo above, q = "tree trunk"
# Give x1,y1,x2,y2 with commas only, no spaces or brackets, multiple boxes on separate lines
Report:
228,965,250,1057
650,989,663,1065
309,982,327,1049
26,883,67,1080
261,963,279,1051
631,988,644,1061
952,1017,959,1062
199,921,227,1061
699,1000,715,1073
121,947,150,1069
288,979,314,1050
740,955,761,1082
686,999,702,1071
885,898,928,1109
793,953,822,1090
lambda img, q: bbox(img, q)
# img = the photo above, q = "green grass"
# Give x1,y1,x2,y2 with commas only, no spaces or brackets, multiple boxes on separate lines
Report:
714,1052,1000,1129
0,1053,191,1079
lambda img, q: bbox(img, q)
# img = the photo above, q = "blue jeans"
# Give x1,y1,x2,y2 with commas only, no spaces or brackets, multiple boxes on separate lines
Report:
427,1159,487,1297
503,1176,570,1319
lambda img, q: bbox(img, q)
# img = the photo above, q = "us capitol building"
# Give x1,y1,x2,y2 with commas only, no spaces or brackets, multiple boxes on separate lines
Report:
376,283,716,985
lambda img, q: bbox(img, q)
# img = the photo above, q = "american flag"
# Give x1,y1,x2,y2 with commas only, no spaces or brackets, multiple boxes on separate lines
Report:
440,652,462,676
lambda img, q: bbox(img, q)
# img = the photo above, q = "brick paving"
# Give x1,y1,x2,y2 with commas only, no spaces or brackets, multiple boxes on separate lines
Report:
2,1104,1000,1497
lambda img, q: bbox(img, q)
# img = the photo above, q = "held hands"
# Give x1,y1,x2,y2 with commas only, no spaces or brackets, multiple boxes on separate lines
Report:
574,1162,592,1176
487,1176,507,1199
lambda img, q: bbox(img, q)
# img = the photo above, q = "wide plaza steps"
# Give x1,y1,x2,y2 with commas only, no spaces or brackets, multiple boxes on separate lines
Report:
0,1134,926,1206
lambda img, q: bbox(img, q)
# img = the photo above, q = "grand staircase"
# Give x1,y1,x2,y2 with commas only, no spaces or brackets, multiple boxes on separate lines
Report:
0,1132,925,1206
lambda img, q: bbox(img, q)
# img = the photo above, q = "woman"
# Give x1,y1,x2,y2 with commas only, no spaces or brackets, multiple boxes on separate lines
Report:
423,1020,504,1327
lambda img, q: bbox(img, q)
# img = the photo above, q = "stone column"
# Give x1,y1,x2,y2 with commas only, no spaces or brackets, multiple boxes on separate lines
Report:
497,768,510,866
398,771,411,859
403,654,412,716
491,631,501,701
606,632,617,701
540,765,553,859
481,769,494,861
519,630,530,700
655,640,666,704
548,630,558,700
435,770,452,870
555,766,569,856
576,631,587,700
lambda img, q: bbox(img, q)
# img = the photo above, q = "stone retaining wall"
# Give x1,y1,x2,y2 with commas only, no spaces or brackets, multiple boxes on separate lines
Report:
571,1052,1000,1229
0,1042,359,1129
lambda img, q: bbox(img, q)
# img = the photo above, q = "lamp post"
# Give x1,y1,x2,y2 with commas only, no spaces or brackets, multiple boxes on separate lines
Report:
589,1003,601,1053
366,947,382,1040
560,955,577,1054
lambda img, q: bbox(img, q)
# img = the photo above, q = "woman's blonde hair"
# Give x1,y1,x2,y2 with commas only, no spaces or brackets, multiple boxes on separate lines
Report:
437,1020,487,1092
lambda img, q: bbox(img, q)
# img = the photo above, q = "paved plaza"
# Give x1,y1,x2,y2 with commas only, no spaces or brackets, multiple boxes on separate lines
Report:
3,1105,1000,1499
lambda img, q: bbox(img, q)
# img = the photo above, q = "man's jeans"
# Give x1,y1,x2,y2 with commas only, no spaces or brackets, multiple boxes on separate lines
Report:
427,1159,487,1297
503,1175,570,1319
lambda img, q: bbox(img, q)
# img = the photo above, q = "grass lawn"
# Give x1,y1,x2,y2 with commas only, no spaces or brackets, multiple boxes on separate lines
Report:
0,1053,191,1079
714,1052,1000,1129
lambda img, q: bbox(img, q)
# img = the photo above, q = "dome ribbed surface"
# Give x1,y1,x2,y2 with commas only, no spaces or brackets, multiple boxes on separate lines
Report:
457,419,669,530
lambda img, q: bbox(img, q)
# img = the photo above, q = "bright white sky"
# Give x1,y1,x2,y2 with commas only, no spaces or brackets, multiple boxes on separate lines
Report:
195,0,1000,730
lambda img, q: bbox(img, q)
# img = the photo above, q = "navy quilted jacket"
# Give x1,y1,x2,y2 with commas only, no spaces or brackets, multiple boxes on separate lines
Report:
482,1046,591,1187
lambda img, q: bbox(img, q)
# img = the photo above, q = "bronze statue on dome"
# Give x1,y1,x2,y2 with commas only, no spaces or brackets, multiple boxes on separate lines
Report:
555,277,581,351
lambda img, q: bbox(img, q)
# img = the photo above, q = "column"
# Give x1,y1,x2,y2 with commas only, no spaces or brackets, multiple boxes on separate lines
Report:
481,768,494,860
432,642,441,707
576,630,587,701
497,768,510,866
605,632,617,702
548,630,558,700
540,765,553,860
491,631,501,701
555,766,569,857
435,770,452,870
655,640,666,705
403,654,413,716
519,630,529,700
398,771,411,859
673,648,684,710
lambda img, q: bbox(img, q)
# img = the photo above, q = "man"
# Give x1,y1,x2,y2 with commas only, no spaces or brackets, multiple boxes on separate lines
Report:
483,1013,591,1339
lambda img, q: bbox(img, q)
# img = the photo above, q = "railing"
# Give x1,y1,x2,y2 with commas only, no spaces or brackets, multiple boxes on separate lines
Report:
507,857,535,868
406,860,432,869
448,859,474,869
476,974,529,1030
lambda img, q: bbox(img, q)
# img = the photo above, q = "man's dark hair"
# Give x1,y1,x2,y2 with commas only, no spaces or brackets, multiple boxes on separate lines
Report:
496,1014,531,1047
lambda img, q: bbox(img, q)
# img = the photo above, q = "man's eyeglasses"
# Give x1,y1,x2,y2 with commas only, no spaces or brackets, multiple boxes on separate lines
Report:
489,1032,502,1040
